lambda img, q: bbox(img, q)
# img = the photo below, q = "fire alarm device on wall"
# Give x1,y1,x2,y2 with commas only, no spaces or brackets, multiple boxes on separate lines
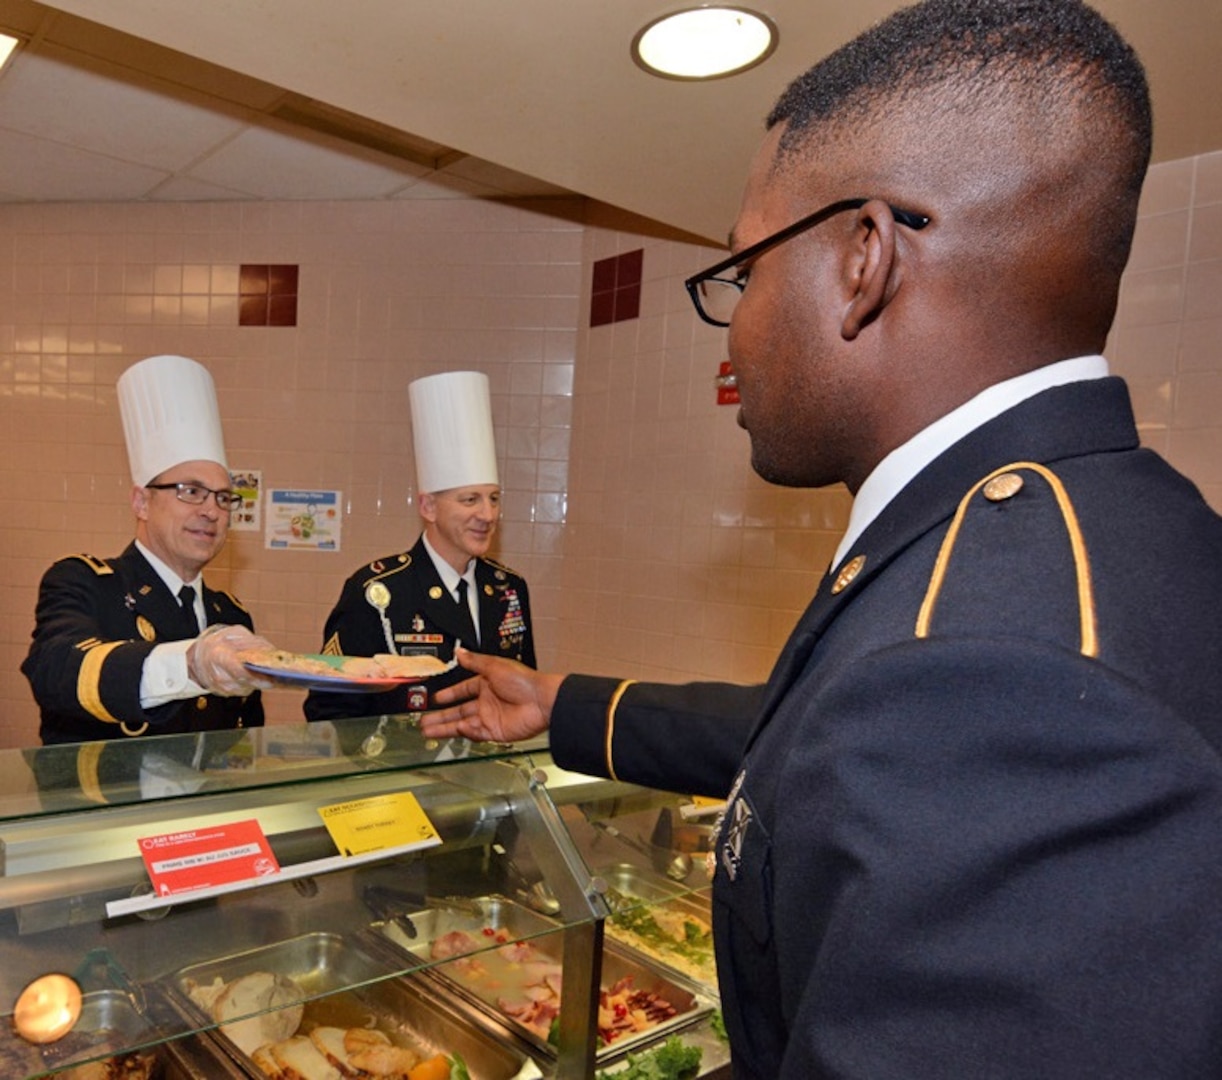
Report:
716,361,739,405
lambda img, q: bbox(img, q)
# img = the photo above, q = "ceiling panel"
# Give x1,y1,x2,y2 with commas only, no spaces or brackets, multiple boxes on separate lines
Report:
0,0,1217,243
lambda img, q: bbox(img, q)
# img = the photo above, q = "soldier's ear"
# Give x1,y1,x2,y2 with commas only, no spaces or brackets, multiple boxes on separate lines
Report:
418,492,437,524
131,484,151,520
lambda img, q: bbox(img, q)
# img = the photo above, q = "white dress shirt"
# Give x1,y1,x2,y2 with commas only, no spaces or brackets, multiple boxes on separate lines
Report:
832,355,1111,570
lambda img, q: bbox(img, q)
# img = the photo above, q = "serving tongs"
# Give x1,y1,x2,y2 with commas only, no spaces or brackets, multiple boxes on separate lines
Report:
360,884,421,939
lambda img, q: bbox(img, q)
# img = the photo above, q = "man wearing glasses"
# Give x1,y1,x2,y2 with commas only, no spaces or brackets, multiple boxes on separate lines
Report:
23,354,272,751
425,0,1222,1076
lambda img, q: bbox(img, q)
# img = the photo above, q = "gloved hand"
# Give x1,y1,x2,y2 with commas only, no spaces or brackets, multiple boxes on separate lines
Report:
187,624,277,696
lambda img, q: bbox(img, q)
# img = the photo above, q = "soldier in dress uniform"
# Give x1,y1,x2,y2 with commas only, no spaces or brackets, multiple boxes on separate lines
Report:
304,371,535,731
23,355,273,801
423,2,1222,1077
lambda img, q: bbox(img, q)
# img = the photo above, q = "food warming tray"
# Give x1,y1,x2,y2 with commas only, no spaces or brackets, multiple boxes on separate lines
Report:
164,931,536,1079
598,865,719,991
372,894,715,1063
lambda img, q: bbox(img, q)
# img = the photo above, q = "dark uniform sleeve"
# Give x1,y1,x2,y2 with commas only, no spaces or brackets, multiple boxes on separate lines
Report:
550,675,761,798
22,556,159,738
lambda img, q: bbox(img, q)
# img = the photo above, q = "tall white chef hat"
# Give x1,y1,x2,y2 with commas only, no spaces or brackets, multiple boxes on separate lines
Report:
408,371,499,494
117,354,228,486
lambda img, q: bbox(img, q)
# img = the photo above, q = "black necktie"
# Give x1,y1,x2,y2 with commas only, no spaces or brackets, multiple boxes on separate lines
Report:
178,585,200,635
454,577,479,646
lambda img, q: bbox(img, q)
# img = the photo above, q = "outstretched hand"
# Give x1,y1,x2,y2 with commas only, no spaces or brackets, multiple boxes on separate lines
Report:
421,648,564,744
188,625,276,695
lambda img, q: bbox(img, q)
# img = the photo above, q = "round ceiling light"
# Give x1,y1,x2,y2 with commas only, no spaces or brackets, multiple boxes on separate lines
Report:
632,7,778,80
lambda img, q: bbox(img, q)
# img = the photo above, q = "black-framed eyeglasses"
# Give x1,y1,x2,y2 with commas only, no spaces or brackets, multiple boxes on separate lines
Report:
146,482,243,512
684,197,932,328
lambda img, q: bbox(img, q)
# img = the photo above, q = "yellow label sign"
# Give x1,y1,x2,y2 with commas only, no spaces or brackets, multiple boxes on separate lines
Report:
318,791,439,857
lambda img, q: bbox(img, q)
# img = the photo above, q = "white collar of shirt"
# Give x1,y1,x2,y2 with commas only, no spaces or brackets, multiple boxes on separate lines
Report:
421,534,475,598
832,355,1110,570
136,539,200,599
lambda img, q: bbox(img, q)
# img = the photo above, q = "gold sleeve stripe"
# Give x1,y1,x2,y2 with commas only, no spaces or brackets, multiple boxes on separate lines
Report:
915,461,1098,657
77,742,107,805
604,679,638,781
321,633,343,656
77,642,126,724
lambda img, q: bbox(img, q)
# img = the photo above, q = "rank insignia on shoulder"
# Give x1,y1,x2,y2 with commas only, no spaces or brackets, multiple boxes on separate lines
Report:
68,553,113,575
370,559,385,573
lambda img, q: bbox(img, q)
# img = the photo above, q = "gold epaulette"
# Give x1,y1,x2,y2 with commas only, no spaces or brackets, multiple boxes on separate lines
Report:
483,556,522,578
914,461,1098,658
65,553,113,575
365,552,413,581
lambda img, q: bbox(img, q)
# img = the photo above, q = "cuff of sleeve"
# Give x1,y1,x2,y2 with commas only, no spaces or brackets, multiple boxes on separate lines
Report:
140,640,205,708
550,674,632,780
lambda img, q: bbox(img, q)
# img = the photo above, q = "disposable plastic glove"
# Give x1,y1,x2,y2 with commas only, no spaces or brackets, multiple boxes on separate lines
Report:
187,624,277,696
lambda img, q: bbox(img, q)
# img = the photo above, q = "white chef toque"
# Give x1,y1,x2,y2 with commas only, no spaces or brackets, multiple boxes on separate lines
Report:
117,355,228,486
408,371,499,494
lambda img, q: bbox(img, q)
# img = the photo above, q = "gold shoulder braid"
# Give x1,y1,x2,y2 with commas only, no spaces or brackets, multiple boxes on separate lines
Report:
482,556,522,578
915,461,1098,658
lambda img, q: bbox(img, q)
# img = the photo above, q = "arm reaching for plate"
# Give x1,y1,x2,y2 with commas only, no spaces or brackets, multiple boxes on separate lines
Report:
422,647,563,743
188,624,277,696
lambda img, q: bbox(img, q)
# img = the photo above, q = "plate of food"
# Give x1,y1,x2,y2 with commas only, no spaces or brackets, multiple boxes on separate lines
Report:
243,650,457,692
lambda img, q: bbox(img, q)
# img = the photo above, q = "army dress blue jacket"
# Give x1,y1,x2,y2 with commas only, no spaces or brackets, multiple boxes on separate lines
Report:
304,536,536,724
23,542,263,746
549,377,1222,1080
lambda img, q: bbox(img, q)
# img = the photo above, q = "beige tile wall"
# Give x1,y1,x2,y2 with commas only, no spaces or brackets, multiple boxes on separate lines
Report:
0,149,1218,749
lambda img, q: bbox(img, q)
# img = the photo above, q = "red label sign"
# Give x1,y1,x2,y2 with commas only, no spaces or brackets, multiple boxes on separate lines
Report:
138,818,280,897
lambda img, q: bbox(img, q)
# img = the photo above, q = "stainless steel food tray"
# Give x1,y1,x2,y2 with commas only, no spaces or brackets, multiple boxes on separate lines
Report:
164,931,537,1079
372,893,562,960
374,894,715,1063
603,885,718,992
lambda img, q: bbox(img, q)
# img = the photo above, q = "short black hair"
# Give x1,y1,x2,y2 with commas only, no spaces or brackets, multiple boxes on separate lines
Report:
768,0,1151,192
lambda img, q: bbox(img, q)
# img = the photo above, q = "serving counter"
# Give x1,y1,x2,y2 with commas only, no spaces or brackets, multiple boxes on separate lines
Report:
0,716,730,1079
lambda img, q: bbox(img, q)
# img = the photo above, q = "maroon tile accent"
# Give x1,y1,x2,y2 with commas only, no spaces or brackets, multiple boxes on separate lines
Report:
239,294,269,326
590,249,643,327
591,257,618,293
268,264,299,294
239,264,269,296
619,247,643,285
240,263,298,326
268,295,298,327
589,289,616,328
613,281,641,322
